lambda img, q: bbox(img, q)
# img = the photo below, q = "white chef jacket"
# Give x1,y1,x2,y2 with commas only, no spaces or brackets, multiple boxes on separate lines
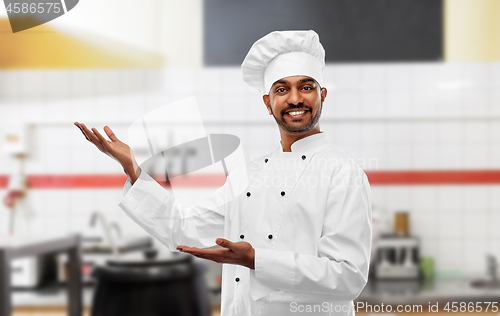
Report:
119,132,372,316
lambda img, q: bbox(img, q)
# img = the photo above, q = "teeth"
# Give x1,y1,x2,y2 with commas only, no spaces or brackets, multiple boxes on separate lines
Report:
288,111,305,116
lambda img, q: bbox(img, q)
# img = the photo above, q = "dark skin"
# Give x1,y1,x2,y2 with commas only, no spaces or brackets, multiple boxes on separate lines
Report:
74,75,327,270
263,76,327,152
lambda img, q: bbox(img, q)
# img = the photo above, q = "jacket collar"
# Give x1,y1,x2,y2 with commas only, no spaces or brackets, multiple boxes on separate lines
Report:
279,132,330,153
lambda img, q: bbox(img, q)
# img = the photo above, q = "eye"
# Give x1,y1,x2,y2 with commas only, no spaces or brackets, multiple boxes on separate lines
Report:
302,86,313,91
276,87,286,93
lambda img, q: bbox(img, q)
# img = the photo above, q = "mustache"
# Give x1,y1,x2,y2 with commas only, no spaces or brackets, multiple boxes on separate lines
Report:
280,103,312,116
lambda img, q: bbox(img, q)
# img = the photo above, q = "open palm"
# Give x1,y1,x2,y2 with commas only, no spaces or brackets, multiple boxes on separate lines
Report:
74,122,140,182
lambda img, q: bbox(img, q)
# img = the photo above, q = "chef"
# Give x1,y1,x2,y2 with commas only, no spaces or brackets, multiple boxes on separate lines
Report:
74,30,372,316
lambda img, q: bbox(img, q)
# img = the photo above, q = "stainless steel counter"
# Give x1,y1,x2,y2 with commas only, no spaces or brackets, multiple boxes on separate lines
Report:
357,278,500,305
0,234,82,316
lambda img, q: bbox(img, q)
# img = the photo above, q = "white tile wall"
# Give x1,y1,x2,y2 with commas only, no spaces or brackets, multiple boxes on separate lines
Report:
359,91,386,117
1,63,500,275
437,90,464,116
463,89,489,116
463,186,489,211
420,237,438,258
361,122,386,144
413,121,438,144
464,213,488,238
358,145,385,170
438,212,462,239
490,186,500,209
412,212,438,238
386,64,412,89
331,91,361,117
437,239,463,271
438,145,464,168
464,239,489,273
491,91,500,116
412,90,439,116
437,187,464,212
386,122,412,144
330,64,360,90
386,91,412,117
412,64,440,90
439,121,463,143
386,145,412,169
411,186,437,212
359,64,386,90
413,144,438,169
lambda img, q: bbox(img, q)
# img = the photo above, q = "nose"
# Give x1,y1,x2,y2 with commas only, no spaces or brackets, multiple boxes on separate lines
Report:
287,87,303,105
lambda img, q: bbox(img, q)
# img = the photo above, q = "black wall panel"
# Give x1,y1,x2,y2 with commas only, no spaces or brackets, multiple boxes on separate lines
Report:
204,0,443,65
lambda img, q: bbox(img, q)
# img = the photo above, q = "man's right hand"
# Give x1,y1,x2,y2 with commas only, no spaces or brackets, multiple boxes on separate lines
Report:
74,122,141,184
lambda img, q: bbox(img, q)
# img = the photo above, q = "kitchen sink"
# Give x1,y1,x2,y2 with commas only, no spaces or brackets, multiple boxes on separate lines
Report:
470,279,500,289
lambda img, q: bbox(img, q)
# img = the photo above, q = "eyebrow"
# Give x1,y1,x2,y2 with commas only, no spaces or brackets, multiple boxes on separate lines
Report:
273,79,288,86
300,78,315,84
271,77,316,87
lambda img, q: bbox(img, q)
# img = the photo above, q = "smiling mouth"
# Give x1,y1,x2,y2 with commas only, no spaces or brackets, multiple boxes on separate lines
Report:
285,110,309,118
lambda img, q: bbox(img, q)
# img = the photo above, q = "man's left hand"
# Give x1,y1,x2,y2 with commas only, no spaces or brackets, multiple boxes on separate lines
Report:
177,238,255,270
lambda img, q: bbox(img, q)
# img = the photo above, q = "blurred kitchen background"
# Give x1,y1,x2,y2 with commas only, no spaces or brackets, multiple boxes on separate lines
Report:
1,0,500,315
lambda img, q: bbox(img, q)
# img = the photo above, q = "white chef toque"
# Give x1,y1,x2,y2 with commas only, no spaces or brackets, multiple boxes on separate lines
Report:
241,30,325,95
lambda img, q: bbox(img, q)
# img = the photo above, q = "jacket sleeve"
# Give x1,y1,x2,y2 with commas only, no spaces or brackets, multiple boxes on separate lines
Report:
252,161,372,302
119,170,234,251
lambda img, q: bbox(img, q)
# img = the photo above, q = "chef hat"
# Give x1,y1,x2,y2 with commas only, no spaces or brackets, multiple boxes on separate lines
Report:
241,30,325,95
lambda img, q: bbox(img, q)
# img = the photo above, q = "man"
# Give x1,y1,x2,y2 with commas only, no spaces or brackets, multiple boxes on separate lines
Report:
75,30,372,316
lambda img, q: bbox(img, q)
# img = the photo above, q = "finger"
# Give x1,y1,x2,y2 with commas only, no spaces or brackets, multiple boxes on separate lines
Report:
79,129,90,141
104,126,119,142
77,125,94,143
178,247,206,255
92,128,110,147
179,247,227,257
80,124,104,146
75,124,90,141
177,245,197,253
216,238,235,250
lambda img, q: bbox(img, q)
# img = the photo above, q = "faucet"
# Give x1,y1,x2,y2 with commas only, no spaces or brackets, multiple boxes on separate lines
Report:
486,254,498,280
109,222,122,239
89,211,119,257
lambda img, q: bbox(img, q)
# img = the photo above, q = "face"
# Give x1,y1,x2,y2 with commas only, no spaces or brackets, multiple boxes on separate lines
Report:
263,76,327,135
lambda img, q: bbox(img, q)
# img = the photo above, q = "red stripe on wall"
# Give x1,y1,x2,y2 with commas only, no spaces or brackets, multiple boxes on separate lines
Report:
0,174,228,189
28,175,129,188
365,170,500,185
169,174,227,188
0,171,499,189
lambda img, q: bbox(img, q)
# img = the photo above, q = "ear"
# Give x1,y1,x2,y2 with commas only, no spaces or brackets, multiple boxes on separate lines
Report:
262,94,272,115
320,87,327,102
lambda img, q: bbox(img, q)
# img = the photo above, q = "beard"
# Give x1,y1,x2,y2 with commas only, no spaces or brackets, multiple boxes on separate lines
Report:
270,101,323,134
